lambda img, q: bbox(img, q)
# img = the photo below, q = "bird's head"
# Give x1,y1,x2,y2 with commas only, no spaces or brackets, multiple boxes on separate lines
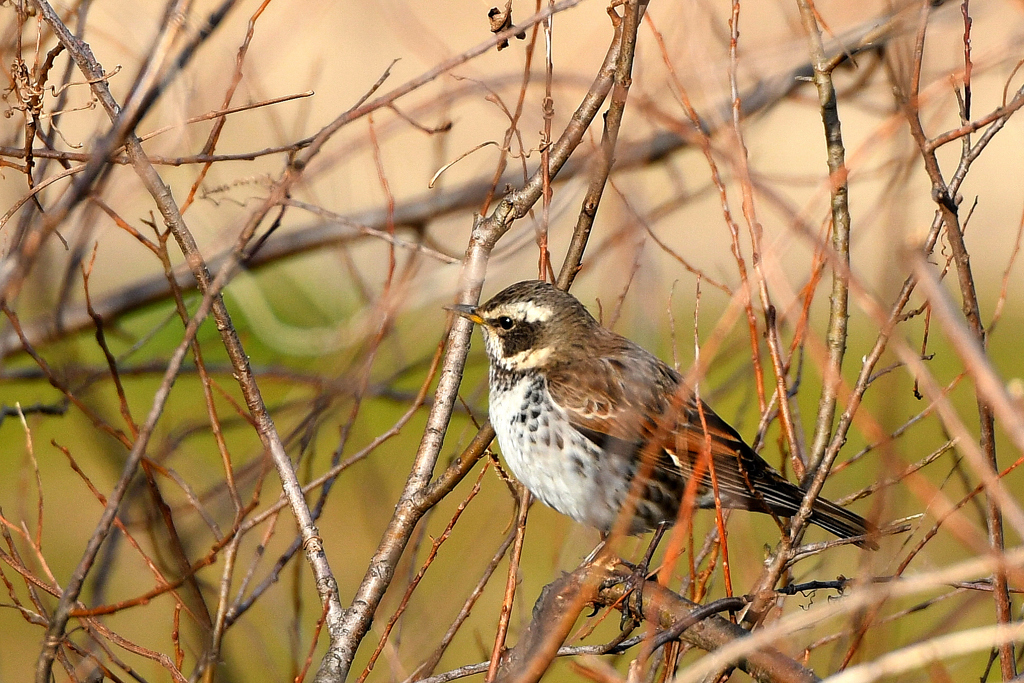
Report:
447,280,599,372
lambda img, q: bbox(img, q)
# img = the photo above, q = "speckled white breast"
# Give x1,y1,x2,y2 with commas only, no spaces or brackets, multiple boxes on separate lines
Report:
487,370,631,532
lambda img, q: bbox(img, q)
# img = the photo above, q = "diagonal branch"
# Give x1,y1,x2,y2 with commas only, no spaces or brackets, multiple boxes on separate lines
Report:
492,557,818,683
1,3,919,359
324,16,626,682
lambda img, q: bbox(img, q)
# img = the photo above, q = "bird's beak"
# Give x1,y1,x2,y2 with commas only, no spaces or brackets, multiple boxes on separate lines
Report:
445,303,486,325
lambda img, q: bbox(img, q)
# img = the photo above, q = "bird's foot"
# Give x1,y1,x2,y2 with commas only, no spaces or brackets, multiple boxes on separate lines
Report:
602,522,671,628
601,559,655,629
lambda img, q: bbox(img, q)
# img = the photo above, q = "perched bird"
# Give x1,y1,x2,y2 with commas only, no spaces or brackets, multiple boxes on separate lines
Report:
449,280,876,549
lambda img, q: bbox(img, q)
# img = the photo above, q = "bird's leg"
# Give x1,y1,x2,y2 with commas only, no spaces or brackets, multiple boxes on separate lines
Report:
616,522,671,628
582,534,609,565
640,521,671,579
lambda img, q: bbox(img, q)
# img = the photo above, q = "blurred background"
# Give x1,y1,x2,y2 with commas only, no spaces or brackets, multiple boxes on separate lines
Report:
2,0,1024,681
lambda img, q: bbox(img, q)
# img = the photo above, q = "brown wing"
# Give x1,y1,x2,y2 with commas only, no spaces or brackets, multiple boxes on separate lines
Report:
545,331,878,547
544,331,777,513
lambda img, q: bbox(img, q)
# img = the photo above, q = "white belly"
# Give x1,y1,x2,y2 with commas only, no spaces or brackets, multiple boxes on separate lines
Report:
488,372,629,531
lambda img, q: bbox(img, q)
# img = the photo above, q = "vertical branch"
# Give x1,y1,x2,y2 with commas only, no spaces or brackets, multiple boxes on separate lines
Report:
482,6,543,215
644,12,769,419
408,529,518,681
30,4,348,680
359,463,492,683
328,25,624,681
25,6,599,678
539,0,555,280
894,4,1013,678
368,114,398,284
727,0,804,476
693,279,733,599
556,0,643,291
179,0,273,213
30,276,222,683
485,485,530,682
798,0,852,474
23,9,245,679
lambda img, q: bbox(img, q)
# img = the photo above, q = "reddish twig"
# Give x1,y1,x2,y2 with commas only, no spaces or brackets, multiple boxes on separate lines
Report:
486,483,531,682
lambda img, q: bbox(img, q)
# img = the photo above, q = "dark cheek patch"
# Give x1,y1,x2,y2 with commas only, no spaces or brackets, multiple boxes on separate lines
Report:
501,323,539,358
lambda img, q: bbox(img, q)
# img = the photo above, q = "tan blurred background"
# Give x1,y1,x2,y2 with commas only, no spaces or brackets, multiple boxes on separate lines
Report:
3,0,1024,680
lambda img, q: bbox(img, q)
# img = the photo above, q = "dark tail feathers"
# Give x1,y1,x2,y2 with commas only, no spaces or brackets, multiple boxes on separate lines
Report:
749,471,879,549
809,497,878,550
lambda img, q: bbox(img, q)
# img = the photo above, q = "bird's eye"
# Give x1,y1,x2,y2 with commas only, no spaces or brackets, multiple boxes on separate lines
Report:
497,315,515,330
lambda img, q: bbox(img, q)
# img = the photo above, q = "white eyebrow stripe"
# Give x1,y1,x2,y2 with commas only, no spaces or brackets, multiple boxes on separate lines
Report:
507,301,553,323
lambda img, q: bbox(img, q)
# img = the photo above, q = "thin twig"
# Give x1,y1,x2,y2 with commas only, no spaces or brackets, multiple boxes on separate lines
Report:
798,0,852,475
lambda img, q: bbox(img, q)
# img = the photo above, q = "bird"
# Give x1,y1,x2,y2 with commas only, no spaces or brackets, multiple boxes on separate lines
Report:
448,280,877,549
